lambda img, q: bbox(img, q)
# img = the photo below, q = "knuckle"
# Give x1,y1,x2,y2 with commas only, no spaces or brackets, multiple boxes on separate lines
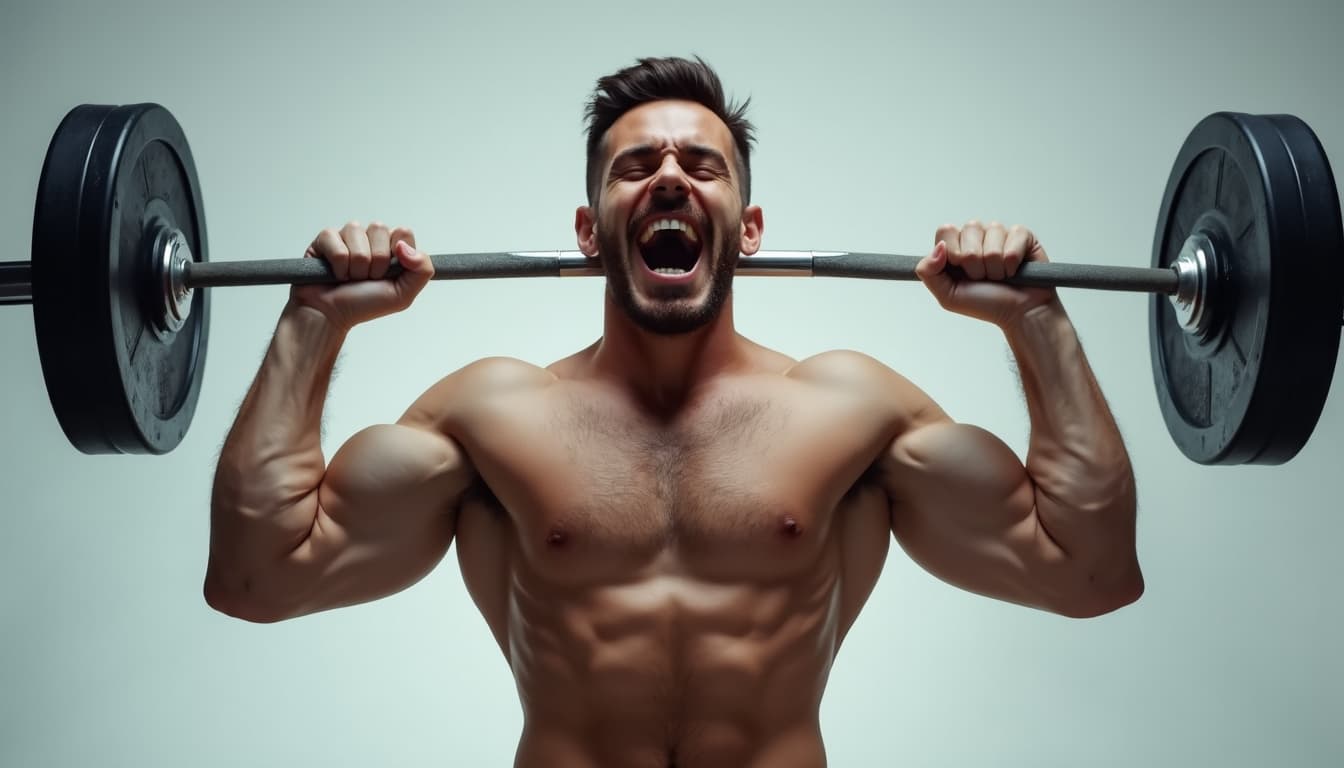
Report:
342,220,363,233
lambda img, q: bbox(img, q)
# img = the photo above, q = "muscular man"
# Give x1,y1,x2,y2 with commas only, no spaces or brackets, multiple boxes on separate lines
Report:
205,57,1142,767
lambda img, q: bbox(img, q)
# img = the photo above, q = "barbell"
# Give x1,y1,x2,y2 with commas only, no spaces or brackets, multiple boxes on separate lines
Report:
2,103,1341,464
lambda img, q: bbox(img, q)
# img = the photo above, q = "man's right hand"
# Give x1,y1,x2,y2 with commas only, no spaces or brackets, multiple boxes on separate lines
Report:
290,221,434,329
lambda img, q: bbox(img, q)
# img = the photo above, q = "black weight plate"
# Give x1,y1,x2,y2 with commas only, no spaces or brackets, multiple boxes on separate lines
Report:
32,104,209,454
1260,114,1344,460
1149,113,1341,464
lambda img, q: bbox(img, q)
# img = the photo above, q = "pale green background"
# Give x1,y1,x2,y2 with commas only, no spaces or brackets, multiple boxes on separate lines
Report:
2,0,1341,765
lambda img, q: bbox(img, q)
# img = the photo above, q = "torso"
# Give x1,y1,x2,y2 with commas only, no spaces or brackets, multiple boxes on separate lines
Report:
441,346,906,768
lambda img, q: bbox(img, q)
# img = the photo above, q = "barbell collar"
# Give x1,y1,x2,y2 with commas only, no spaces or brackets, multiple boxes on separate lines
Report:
149,225,195,340
1169,232,1217,338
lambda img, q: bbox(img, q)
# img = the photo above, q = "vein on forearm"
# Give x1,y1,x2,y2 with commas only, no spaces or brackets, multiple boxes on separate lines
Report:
1003,304,1136,556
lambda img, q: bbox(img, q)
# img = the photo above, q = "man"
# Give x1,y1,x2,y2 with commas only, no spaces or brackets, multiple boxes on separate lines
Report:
205,56,1142,767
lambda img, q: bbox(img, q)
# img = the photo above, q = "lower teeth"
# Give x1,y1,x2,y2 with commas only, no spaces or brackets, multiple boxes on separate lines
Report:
653,267,688,275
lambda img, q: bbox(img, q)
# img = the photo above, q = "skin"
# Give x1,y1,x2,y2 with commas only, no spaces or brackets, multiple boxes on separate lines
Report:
206,99,1143,767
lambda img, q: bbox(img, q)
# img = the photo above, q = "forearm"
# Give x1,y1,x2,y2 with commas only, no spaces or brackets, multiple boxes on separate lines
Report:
1002,301,1138,576
207,303,348,594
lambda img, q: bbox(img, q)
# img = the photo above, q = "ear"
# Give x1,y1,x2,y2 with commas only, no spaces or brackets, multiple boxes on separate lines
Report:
738,204,764,256
575,206,600,259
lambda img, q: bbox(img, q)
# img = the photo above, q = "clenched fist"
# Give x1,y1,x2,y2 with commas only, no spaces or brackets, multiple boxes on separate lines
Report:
290,221,434,330
915,220,1059,327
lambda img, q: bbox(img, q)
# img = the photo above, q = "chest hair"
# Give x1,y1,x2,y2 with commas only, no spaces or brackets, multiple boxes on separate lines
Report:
554,394,786,534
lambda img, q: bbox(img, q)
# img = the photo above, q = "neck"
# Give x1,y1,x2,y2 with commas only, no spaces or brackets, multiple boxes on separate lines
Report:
589,291,747,412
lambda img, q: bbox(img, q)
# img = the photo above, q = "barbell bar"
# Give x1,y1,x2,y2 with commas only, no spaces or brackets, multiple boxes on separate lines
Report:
0,249,1185,296
4,103,1342,464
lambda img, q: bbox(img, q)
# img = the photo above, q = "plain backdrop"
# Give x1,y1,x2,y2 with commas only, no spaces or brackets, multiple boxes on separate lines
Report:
2,1,1341,765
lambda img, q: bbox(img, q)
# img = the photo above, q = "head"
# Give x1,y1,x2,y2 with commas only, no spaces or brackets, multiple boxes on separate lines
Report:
576,56,764,335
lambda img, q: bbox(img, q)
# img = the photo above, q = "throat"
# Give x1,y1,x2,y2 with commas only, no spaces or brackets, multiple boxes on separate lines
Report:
598,295,742,404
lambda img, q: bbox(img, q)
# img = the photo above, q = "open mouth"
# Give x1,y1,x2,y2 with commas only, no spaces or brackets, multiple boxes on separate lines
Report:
636,218,702,277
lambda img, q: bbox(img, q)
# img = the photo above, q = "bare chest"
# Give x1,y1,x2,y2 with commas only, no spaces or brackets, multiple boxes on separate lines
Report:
466,391,882,582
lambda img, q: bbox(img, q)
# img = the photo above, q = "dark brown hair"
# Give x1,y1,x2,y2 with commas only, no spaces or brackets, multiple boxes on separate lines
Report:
583,56,756,206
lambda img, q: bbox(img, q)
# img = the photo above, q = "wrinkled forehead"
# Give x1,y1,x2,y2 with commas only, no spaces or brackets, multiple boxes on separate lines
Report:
601,99,737,165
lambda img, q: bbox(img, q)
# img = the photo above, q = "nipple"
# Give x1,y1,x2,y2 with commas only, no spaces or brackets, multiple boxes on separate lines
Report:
780,516,803,538
546,527,569,547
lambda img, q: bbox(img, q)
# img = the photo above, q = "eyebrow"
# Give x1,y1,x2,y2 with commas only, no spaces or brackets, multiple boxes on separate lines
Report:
609,143,730,169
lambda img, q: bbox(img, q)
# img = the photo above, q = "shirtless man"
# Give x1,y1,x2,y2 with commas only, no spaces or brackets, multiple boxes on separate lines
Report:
205,56,1143,767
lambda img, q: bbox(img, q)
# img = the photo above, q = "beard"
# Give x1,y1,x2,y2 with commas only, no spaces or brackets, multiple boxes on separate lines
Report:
598,211,740,336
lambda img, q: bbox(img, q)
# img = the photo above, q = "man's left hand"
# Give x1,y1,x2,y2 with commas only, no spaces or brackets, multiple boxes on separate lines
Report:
915,220,1060,327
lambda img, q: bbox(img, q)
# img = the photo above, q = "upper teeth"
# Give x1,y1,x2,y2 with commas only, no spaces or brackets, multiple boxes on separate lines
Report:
639,218,699,245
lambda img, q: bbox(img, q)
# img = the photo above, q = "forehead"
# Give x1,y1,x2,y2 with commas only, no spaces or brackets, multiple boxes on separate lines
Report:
603,100,735,161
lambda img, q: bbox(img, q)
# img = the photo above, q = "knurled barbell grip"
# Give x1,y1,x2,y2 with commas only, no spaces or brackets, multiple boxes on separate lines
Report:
812,252,1181,294
184,252,564,288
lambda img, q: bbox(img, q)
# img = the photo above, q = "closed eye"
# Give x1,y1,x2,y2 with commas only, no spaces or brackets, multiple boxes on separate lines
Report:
608,144,731,183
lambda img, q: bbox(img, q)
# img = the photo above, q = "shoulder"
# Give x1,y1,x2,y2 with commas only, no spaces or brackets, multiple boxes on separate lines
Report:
400,356,556,430
426,356,554,400
786,349,921,399
456,356,556,392
784,349,949,432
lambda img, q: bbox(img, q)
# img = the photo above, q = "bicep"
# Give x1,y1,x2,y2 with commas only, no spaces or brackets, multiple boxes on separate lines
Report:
283,421,475,618
882,420,1075,612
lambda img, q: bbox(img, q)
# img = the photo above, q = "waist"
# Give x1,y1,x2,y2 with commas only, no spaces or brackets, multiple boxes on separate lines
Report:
512,718,827,768
511,631,832,729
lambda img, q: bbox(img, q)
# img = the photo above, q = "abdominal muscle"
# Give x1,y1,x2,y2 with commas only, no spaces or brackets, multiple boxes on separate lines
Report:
455,486,891,768
515,567,835,766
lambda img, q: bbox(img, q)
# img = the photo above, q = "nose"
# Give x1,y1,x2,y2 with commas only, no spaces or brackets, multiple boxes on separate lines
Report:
650,156,689,205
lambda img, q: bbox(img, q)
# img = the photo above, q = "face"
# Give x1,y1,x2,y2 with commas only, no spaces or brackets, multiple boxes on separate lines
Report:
577,100,763,335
